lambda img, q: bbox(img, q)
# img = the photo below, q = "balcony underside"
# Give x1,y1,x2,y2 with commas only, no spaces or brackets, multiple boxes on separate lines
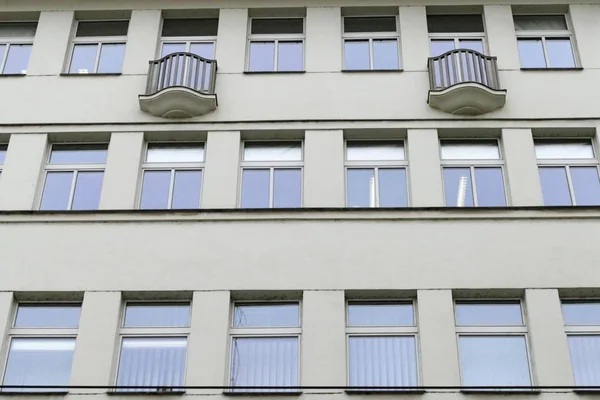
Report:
428,82,507,116
139,86,217,118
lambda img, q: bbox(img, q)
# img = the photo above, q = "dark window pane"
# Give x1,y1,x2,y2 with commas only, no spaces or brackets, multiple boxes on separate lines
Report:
277,41,303,71
347,168,375,207
3,44,32,74
427,15,484,33
474,167,506,206
171,170,202,209
344,40,369,70
140,170,171,209
539,167,572,205
241,169,270,208
76,21,129,37
162,19,219,37
251,18,303,34
518,39,546,68
233,303,300,327
97,43,125,73
49,145,108,164
40,172,73,211
248,41,274,72
124,303,190,327
443,168,474,207
71,171,103,210
378,168,407,207
570,167,600,205
343,16,397,33
69,44,98,73
348,303,414,326
273,168,301,208
15,305,81,328
513,15,567,31
373,39,399,70
546,38,575,68
0,22,37,38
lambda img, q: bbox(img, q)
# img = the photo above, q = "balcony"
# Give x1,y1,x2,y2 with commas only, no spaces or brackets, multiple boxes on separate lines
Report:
427,49,506,116
139,52,217,118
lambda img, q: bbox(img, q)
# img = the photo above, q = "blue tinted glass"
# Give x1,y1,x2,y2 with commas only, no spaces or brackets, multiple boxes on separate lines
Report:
539,167,572,205
444,168,474,207
563,303,600,325
546,39,575,68
49,145,108,164
161,43,186,57
347,169,375,207
344,40,369,70
248,42,274,72
234,303,299,327
570,167,600,206
15,305,81,328
140,170,171,209
241,169,270,208
124,304,190,327
518,39,546,68
277,41,303,71
373,39,399,70
273,168,301,208
171,170,202,209
378,168,407,207
40,172,73,211
348,303,414,326
0,147,6,164
71,171,103,210
474,168,506,206
3,44,32,74
456,303,523,326
69,44,98,73
97,43,125,73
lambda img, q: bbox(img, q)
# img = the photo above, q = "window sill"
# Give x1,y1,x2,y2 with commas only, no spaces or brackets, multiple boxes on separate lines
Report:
0,73,26,77
0,391,69,395
243,71,306,75
346,389,425,394
223,391,302,396
520,67,583,71
60,73,123,77
461,389,541,394
108,390,185,395
342,69,404,73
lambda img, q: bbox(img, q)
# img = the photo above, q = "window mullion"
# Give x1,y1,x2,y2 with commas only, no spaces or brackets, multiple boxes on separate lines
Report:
0,43,10,73
368,38,374,70
541,36,551,68
373,167,380,207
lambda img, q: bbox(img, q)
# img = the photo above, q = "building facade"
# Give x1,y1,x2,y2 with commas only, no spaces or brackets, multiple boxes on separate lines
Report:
0,0,599,397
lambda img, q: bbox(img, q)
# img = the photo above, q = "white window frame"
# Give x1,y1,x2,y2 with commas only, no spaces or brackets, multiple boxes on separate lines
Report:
514,13,578,68
239,140,304,208
66,20,128,74
440,139,508,207
428,14,487,55
535,138,600,206
246,17,305,72
138,142,205,209
0,22,36,75
341,15,401,70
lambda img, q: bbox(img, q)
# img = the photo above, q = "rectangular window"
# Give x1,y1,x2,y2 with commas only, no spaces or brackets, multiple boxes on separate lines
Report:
240,141,302,208
514,14,576,69
3,304,81,392
68,20,128,74
115,302,190,391
563,301,600,386
345,141,408,207
455,301,531,387
347,301,418,389
441,140,506,207
247,17,304,72
343,16,400,71
230,302,301,392
39,144,108,211
0,22,36,75
0,143,7,179
139,143,204,209
535,139,600,206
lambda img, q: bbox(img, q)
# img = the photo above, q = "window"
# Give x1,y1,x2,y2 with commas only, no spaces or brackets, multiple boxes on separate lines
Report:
115,303,190,391
240,141,302,208
455,301,531,387
441,140,506,207
0,22,36,74
535,139,600,206
0,144,7,178
563,301,600,386
68,20,128,74
3,304,81,392
230,302,300,392
346,141,408,207
514,15,576,69
39,144,107,211
247,17,304,72
343,16,400,70
139,143,204,209
347,302,418,388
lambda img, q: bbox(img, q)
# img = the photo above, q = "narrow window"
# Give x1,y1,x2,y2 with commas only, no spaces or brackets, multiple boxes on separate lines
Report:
247,17,304,72
343,16,400,71
0,143,7,179
0,22,36,74
68,20,128,74
563,301,600,386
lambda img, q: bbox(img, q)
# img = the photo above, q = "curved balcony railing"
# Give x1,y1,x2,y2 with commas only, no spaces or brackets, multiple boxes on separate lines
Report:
145,52,217,96
428,49,500,91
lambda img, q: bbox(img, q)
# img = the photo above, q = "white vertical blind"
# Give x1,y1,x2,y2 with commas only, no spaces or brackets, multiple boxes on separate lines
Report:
568,335,600,386
348,336,417,387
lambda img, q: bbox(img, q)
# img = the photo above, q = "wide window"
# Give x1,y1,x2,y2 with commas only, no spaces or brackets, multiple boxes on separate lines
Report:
240,141,302,208
347,302,418,388
229,302,301,392
563,301,600,386
3,304,81,392
139,143,204,209
514,14,576,69
68,20,128,74
346,141,408,207
441,140,506,207
247,17,304,72
535,139,600,206
39,144,107,211
0,22,36,75
456,301,531,387
115,302,190,391
343,16,400,71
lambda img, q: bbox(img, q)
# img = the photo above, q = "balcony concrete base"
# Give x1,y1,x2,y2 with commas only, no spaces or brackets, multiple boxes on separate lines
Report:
428,83,506,116
139,87,217,118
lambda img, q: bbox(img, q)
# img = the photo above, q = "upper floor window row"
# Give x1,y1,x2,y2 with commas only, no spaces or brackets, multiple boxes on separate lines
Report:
68,20,129,74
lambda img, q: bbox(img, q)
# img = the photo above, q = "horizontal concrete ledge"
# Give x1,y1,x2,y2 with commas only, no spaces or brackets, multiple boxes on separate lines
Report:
461,389,541,395
223,392,302,396
346,389,426,394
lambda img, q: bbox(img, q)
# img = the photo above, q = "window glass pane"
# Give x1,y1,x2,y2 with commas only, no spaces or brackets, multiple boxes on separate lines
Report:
474,167,506,207
3,44,32,74
69,44,97,73
172,170,202,209
15,305,81,328
71,171,103,211
76,21,129,37
3,338,76,392
230,337,298,391
40,172,74,211
379,169,408,207
513,15,568,31
344,40,370,70
0,22,37,38
161,42,186,57
563,303,600,325
348,303,414,326
190,42,215,59
427,15,484,33
97,43,125,73
343,16,397,33
373,39,399,70
248,41,275,72
535,140,594,159
147,144,205,163
273,168,301,208
444,168,474,207
441,141,500,160
546,38,575,68
459,336,531,386
116,338,187,390
233,303,300,327
539,167,572,206
456,303,523,326
277,41,303,71
347,142,405,161
0,146,6,164
347,168,376,207
349,336,417,387
251,18,303,34
458,39,484,53
430,39,455,56
570,167,600,206
244,142,302,161
0,45,5,71
124,304,191,327
162,19,219,37
190,43,215,89
568,335,600,386
241,169,270,208
140,170,171,210
518,39,546,68
49,145,108,164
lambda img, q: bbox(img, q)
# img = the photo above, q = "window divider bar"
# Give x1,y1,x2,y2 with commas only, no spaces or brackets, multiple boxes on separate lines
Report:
230,328,302,336
456,327,528,334
346,327,417,334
